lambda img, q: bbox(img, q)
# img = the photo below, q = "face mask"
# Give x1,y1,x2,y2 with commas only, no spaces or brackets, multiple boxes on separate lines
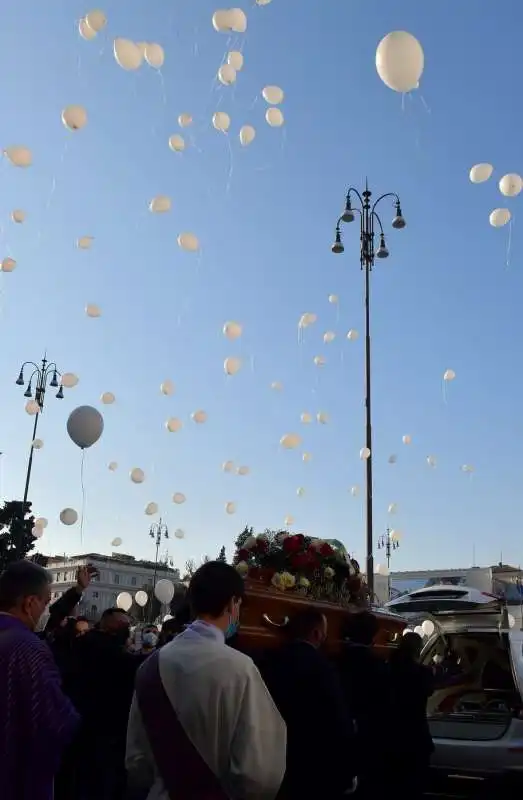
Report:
113,627,131,646
143,632,158,647
225,603,240,640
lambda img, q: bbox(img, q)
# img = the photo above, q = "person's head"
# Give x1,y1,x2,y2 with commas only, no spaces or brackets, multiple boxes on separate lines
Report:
287,608,327,649
0,560,52,631
142,625,158,649
75,616,89,636
396,631,423,662
188,561,245,638
99,607,130,645
158,616,180,646
342,610,379,646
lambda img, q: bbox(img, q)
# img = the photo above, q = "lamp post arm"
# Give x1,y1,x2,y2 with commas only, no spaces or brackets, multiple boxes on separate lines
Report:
347,187,365,209
371,211,384,236
372,192,400,214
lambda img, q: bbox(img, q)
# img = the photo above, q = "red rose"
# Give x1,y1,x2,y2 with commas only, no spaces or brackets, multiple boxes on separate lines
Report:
255,538,269,553
290,552,310,569
238,548,249,560
319,543,334,557
283,534,304,554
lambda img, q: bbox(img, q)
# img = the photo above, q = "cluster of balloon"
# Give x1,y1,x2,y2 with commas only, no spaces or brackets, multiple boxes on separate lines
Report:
155,579,175,604
212,9,248,34
376,31,424,93
113,39,165,71
470,165,521,230
79,10,107,40
32,517,48,539
262,86,285,128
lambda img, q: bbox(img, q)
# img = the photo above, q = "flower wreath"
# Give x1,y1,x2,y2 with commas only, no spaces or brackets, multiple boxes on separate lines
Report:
233,531,369,607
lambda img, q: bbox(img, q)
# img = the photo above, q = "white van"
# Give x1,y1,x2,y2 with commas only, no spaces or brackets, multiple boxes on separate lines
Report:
386,585,523,785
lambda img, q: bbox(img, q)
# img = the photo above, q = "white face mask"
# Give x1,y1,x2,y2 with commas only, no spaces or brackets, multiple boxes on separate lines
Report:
143,632,158,647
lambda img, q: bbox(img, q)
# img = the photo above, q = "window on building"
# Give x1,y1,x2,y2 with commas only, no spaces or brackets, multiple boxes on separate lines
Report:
57,573,62,582
91,605,98,615
131,576,137,586
92,591,99,599
114,574,120,585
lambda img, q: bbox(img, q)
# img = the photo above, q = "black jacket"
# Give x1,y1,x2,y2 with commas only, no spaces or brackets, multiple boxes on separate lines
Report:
388,656,435,759
338,643,392,749
261,641,356,798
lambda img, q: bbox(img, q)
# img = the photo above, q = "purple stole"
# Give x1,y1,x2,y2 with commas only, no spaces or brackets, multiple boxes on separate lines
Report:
135,649,229,800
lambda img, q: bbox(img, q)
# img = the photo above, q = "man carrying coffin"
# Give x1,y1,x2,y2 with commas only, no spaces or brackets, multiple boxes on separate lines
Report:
126,560,286,800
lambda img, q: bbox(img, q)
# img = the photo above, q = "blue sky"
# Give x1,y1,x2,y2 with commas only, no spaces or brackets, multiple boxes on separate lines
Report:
1,0,522,573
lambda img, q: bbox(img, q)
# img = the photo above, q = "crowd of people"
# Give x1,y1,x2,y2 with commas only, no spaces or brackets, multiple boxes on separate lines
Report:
0,558,437,800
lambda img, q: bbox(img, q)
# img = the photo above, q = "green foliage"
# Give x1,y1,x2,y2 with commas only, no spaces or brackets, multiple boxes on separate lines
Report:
233,526,254,561
217,546,227,562
0,500,36,571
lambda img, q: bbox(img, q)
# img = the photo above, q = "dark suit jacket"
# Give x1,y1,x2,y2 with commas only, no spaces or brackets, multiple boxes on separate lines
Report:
261,641,356,798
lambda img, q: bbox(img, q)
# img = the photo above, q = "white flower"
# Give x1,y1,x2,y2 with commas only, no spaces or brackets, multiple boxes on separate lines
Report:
243,536,257,550
298,576,310,589
324,566,335,579
236,561,249,576
280,571,296,589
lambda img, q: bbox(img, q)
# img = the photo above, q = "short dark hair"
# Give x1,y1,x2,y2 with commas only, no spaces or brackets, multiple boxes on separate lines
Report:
188,561,245,618
0,560,51,611
342,611,379,645
287,608,325,641
75,616,89,624
101,607,126,620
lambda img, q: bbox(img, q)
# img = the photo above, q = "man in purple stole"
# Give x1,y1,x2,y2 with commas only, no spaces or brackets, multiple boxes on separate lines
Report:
0,560,80,800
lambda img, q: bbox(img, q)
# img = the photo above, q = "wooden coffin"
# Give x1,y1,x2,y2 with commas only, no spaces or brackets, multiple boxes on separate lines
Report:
238,578,406,657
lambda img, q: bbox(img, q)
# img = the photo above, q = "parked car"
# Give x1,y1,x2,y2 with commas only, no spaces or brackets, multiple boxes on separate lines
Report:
386,585,523,788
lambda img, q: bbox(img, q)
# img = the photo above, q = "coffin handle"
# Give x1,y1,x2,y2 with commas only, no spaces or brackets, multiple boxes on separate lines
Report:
262,613,289,628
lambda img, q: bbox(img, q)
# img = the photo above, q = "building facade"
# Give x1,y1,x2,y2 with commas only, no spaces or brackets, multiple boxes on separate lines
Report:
46,551,181,620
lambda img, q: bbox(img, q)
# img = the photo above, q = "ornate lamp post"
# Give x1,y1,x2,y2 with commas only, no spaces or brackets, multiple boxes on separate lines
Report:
331,182,406,597
377,529,400,600
15,355,64,509
149,518,169,621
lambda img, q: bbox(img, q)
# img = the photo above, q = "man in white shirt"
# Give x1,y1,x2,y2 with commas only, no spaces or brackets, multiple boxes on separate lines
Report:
126,561,286,800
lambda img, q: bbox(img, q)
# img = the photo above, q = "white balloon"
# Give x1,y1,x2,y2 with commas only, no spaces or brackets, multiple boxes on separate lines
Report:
499,174,523,197
85,303,101,318
60,507,78,526
145,43,165,69
32,526,44,539
390,530,401,542
85,9,107,32
116,591,133,612
1,258,16,272
237,465,249,476
256,0,272,4
79,18,97,40
62,105,88,131
469,163,493,184
160,379,175,396
212,10,233,32
230,8,247,32
25,400,39,416
323,331,336,344
67,406,104,449
136,42,148,57
317,411,329,424
191,410,207,424
222,460,234,472
280,433,301,449
271,381,282,390
35,517,48,529
114,38,143,70
313,355,326,367
347,329,359,341
108,461,118,471
32,439,44,450
490,208,511,227
302,452,312,462
168,134,185,153
178,113,193,128
462,464,474,474
266,108,284,128
388,454,397,464
262,85,284,104
422,620,435,637
166,417,182,433
11,209,26,224
328,294,339,304
223,321,242,340
299,312,317,328
300,412,312,424
227,51,244,71
360,447,371,460
130,468,145,483
297,487,305,497
239,125,256,146
135,590,148,607
155,579,175,604
350,486,359,497
402,434,412,445
145,502,158,516
225,501,236,515
213,111,231,132
427,455,437,467
284,515,294,526
149,195,171,214
414,625,424,637
376,31,424,93
177,232,200,252
443,369,455,382
173,492,186,504
61,373,79,388
77,236,94,250
388,503,397,514
174,528,185,539
101,392,115,405
111,536,122,546
218,64,237,86
4,146,32,167
224,356,242,376
376,563,389,576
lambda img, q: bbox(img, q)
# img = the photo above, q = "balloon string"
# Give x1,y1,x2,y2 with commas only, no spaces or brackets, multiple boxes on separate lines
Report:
506,217,514,269
80,450,86,545
442,379,447,406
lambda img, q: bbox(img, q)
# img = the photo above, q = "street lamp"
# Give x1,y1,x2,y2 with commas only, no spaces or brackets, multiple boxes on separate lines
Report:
149,518,169,620
332,181,406,597
15,355,64,509
377,529,400,600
